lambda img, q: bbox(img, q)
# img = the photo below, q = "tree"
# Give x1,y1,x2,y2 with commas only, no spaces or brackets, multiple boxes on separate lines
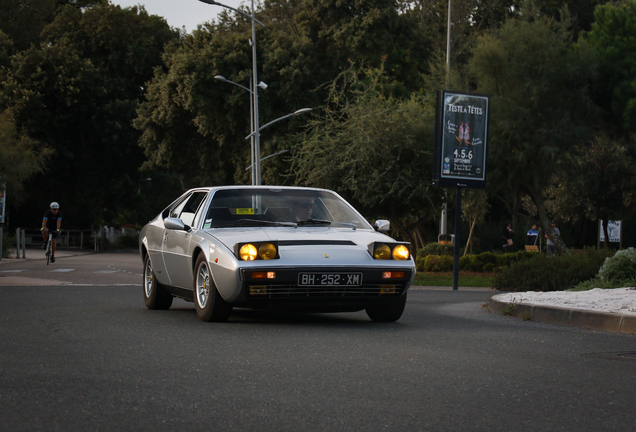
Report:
584,0,636,136
290,66,442,247
0,109,52,200
546,134,636,248
135,0,437,187
469,8,598,254
1,2,179,227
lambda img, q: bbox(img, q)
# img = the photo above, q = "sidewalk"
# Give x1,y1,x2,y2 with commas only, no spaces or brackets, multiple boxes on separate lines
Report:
2,246,103,261
489,290,636,335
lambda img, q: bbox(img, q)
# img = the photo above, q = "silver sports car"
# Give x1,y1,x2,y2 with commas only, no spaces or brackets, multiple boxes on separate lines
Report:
139,186,415,322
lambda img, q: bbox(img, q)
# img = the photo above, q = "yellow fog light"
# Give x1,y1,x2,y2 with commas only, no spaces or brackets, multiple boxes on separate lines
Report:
259,243,277,260
392,245,410,260
374,244,391,260
250,286,268,295
380,285,397,294
239,244,258,261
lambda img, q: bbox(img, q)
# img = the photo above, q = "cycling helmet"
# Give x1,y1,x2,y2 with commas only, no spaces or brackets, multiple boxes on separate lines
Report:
50,202,60,209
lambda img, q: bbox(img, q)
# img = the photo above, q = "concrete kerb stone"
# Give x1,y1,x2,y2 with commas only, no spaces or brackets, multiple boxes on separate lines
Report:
489,298,636,335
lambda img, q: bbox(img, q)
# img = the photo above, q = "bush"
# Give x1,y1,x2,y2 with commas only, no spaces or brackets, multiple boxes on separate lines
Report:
423,255,453,272
483,263,495,273
2,232,17,258
492,248,615,292
115,233,139,249
598,248,636,282
460,255,485,272
418,243,453,257
477,252,497,265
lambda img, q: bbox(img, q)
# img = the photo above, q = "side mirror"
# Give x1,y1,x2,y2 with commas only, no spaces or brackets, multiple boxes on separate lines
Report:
164,217,189,231
374,220,390,233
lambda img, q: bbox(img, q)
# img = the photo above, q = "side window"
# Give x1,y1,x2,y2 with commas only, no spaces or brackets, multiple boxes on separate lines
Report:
178,192,207,227
169,194,192,219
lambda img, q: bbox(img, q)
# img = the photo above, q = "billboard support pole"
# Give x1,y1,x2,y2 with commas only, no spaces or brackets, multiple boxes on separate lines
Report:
453,188,462,291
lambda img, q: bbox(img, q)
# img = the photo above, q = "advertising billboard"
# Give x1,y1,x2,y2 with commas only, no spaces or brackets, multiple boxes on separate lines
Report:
433,90,490,189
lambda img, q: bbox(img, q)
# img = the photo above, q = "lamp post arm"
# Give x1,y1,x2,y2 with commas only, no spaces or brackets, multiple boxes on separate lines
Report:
214,76,252,93
245,108,313,140
198,0,265,26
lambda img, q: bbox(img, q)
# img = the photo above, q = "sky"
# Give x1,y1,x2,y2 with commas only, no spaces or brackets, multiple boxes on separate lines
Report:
111,0,247,33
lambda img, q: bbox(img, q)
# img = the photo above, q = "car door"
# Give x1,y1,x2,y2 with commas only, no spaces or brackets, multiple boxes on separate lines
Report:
162,191,208,288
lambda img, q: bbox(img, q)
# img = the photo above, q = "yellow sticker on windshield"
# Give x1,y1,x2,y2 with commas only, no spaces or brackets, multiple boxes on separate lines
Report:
236,208,255,215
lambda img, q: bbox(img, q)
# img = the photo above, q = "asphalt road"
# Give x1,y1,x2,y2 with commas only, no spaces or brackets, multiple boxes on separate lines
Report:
1,252,635,431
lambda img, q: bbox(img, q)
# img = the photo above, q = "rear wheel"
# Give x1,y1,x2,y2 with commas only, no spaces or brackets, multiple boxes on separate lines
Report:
365,293,407,322
143,255,173,310
194,253,233,322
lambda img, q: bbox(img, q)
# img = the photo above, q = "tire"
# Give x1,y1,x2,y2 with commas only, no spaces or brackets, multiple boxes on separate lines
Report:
194,253,233,322
143,255,173,310
365,293,407,322
46,239,51,266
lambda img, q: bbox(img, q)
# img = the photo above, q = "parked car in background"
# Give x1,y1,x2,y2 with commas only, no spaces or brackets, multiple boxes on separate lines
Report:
139,186,415,322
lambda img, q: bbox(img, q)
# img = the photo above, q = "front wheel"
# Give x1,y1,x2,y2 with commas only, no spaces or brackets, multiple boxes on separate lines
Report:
194,253,233,322
365,293,407,322
143,255,173,310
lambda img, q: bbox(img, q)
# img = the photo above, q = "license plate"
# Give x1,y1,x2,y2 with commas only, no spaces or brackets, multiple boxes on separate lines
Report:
298,272,363,286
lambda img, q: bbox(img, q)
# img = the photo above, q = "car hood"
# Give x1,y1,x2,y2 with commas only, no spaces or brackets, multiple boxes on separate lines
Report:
206,227,391,249
205,227,408,266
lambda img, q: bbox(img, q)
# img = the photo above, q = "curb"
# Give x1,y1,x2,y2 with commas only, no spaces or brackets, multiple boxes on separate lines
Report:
489,298,636,335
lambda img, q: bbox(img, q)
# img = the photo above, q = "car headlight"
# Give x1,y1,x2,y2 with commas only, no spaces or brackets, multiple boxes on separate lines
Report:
239,244,258,261
368,242,411,260
259,243,277,260
392,245,410,260
236,242,279,260
374,244,392,260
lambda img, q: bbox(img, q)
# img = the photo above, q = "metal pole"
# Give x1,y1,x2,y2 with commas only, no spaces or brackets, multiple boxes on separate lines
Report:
452,188,462,291
15,228,20,259
446,0,451,83
21,229,25,258
251,0,261,185
81,231,84,250
250,81,255,185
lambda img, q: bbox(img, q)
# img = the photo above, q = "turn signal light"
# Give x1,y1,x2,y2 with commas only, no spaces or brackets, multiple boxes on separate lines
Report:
383,271,405,279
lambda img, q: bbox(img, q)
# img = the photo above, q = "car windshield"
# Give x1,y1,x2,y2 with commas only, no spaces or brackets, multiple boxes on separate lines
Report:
203,188,371,229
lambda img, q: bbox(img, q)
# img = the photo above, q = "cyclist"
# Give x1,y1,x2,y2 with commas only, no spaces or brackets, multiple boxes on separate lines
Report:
41,202,62,263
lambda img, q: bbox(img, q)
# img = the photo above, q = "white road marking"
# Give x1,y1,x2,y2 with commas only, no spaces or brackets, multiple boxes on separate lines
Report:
0,270,26,273
94,270,119,273
51,269,75,273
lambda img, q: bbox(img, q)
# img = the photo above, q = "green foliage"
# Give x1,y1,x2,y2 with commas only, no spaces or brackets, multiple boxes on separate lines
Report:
470,6,597,254
598,247,636,282
1,2,179,227
422,255,453,272
0,110,52,201
1,231,16,258
115,233,140,249
418,242,454,257
492,248,614,292
584,0,636,134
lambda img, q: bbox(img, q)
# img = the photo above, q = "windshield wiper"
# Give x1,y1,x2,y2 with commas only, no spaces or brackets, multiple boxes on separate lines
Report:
213,219,297,228
296,219,332,226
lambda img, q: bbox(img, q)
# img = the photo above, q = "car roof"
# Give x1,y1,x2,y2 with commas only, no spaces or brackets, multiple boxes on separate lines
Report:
186,185,333,194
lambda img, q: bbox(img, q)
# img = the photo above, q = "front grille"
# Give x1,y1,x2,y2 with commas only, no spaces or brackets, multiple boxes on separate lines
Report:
248,283,405,298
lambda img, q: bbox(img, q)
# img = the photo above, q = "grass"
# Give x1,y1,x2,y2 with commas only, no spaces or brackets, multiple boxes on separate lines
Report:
413,271,494,288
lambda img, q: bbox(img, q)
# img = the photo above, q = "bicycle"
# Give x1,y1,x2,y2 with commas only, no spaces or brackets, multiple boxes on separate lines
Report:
43,229,59,265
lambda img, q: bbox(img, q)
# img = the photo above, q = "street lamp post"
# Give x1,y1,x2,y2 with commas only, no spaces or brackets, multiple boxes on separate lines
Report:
214,75,267,185
244,108,313,140
245,149,289,171
198,0,264,183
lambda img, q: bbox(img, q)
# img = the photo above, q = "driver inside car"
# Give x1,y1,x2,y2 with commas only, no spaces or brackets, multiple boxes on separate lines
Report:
291,198,314,221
